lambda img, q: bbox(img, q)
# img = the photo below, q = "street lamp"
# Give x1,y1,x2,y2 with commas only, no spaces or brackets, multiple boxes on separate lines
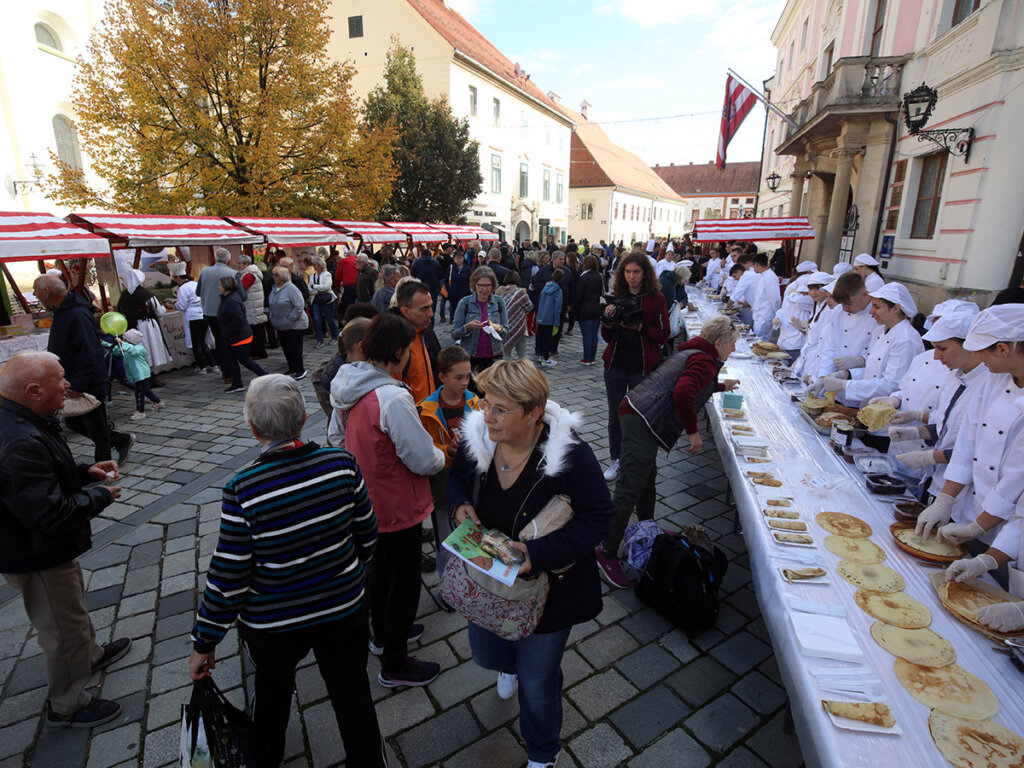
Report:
901,82,974,163
765,171,781,192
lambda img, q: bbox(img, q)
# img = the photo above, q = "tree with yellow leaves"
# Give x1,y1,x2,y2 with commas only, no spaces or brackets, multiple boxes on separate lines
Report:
45,0,395,219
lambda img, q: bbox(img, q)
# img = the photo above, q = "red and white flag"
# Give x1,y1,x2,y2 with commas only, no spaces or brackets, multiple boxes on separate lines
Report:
716,74,759,169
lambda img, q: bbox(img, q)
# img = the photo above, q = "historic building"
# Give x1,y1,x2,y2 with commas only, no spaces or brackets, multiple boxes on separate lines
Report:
328,0,572,244
760,0,1024,307
653,161,761,226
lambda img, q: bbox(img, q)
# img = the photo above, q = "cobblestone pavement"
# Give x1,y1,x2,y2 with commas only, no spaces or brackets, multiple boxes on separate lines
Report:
0,324,805,768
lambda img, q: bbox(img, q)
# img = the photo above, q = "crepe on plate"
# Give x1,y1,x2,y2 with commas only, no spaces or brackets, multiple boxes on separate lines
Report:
870,622,955,668
783,567,825,583
837,560,905,592
763,507,800,519
821,700,895,728
893,527,963,558
817,511,873,538
854,589,932,629
824,535,887,564
929,710,1024,768
768,519,808,532
894,659,998,720
774,532,814,545
857,402,898,432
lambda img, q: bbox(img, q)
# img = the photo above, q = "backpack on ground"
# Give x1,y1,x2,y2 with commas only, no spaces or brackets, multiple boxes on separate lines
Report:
635,531,728,637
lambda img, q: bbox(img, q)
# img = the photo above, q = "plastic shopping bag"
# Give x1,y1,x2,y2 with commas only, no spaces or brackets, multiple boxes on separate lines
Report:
180,677,253,768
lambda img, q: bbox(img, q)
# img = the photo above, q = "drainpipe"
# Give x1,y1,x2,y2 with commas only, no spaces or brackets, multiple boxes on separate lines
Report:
872,115,899,259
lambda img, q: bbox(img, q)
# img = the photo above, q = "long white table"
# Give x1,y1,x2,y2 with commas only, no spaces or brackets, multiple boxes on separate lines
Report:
690,291,1024,768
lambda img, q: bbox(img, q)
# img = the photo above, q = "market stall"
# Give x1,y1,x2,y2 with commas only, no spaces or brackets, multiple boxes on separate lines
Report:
0,211,114,362
434,224,500,243
67,213,263,370
222,217,354,251
687,290,1024,768
323,220,408,255
691,216,816,242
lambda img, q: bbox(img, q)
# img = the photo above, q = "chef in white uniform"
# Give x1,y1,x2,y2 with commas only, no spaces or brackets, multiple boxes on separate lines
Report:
792,272,835,381
918,305,1024,549
944,397,1024,632
833,262,853,278
853,253,885,292
809,271,883,389
773,274,814,357
751,255,782,339
885,312,988,496
727,255,758,326
782,260,819,301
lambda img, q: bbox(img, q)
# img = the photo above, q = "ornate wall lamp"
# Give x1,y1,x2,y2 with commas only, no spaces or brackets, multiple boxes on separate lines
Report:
902,83,974,163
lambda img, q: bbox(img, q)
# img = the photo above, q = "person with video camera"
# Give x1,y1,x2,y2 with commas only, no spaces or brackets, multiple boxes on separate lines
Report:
600,253,670,481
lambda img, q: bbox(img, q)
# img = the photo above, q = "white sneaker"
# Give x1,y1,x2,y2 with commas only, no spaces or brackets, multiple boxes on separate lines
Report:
603,459,620,481
541,359,557,366
130,411,146,421
496,672,518,699
526,754,558,768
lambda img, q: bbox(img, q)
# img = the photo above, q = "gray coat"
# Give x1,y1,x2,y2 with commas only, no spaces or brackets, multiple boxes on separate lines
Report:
268,280,309,331
196,262,237,316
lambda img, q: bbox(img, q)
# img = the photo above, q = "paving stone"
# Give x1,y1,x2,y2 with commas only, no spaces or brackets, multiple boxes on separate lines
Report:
684,693,758,753
113,610,155,640
728,587,762,618
628,728,711,768
87,564,128,592
559,697,587,740
95,690,146,735
710,631,772,675
294,663,328,706
658,630,702,664
469,687,519,731
444,728,522,768
568,723,633,768
414,637,459,672
156,590,196,619
159,573,196,597
0,684,45,727
395,704,480,768
576,625,638,669
27,726,89,768
375,685,435,737
91,605,117,631
615,643,681,690
160,551,195,580
145,684,192,731
85,585,123,611
0,624,29,659
665,656,737,708
609,684,690,749
594,595,630,625
128,540,164,569
430,660,494,709
117,591,156,618
85,722,141,768
149,659,187,695
122,565,160,597
733,670,786,715
117,524,164,547
566,618,599,645
620,608,674,644
566,669,637,721
81,544,132,570
6,653,45,695
746,710,804,768
166,519,196,538
142,723,180,768
101,661,149,700
718,746,771,768
163,535,196,555
560,649,592,688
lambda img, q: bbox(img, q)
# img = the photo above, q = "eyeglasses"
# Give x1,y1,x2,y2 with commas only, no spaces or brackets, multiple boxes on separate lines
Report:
480,400,521,420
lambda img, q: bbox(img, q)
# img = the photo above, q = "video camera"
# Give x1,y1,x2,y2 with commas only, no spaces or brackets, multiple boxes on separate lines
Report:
602,293,645,328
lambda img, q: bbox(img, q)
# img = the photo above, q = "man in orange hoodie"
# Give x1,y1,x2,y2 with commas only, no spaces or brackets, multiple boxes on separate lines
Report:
391,280,441,403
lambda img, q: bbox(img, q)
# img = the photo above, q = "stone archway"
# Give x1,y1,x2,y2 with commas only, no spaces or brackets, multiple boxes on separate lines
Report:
515,220,531,244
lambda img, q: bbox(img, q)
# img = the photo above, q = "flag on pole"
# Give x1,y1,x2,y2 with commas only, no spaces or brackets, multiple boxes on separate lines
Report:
716,74,758,170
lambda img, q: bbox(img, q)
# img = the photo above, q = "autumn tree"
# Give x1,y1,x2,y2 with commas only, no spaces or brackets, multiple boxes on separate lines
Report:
363,41,483,223
45,0,395,219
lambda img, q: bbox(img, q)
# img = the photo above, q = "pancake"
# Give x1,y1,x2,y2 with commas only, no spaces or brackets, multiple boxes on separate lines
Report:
854,589,932,629
870,622,955,667
929,711,1024,768
894,527,963,559
817,511,873,538
836,560,904,592
894,659,998,720
858,402,897,432
824,535,887,564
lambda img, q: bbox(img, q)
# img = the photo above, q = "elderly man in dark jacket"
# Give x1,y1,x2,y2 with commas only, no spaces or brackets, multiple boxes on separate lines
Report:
33,276,133,464
0,351,130,728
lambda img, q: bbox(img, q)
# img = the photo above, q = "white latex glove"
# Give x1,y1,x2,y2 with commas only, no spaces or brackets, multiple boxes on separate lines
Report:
916,492,956,538
937,519,986,546
888,425,929,441
896,450,938,469
833,355,865,370
772,317,782,329
801,373,814,385
945,553,997,583
810,376,848,396
891,409,927,425
976,601,1024,633
868,396,901,408
791,317,809,333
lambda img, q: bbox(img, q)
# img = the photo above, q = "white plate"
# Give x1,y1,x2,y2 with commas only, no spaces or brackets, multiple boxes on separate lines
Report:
772,531,817,548
731,351,753,359
744,455,774,465
777,565,828,585
824,706,903,735
764,516,810,535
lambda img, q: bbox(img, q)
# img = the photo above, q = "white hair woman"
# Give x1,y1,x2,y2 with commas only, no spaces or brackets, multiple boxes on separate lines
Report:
190,374,384,767
268,266,309,380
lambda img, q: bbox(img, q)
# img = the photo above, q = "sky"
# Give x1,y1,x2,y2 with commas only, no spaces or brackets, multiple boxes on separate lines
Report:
446,0,786,169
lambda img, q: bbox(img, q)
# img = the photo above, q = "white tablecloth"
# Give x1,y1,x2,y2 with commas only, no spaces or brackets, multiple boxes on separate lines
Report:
690,291,1024,768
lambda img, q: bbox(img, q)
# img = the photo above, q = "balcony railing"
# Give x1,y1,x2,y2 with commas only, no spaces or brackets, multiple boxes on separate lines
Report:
781,56,909,142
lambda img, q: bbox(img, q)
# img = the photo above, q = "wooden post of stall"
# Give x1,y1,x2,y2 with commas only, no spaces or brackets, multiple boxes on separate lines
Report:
1,263,31,312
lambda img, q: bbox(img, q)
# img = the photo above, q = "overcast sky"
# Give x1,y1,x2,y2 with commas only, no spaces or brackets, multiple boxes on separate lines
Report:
447,0,785,169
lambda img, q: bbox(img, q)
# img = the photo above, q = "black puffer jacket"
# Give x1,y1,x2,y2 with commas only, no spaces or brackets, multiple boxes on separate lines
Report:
0,398,113,573
217,289,251,345
47,291,106,398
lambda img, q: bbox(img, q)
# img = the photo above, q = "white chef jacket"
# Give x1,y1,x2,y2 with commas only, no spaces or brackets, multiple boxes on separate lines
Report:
817,303,877,379
945,371,1024,529
752,270,782,338
792,300,829,377
721,274,738,296
990,501,1024,597
730,269,758,307
776,292,815,351
928,362,989,500
706,259,722,289
891,350,947,420
864,271,885,292
842,319,925,406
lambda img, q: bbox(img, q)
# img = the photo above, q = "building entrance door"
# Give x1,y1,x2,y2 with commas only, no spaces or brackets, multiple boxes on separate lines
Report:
515,220,531,243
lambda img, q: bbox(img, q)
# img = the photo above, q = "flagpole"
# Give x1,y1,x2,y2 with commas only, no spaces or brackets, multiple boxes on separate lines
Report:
727,69,799,130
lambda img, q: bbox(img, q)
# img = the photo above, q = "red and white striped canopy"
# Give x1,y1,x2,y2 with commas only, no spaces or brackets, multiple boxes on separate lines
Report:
325,220,406,244
0,212,111,262
693,217,815,242
388,222,448,243
435,224,499,242
223,217,351,247
69,213,262,247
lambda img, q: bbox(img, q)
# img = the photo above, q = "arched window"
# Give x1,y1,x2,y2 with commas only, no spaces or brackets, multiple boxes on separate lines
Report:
35,23,61,51
52,115,81,170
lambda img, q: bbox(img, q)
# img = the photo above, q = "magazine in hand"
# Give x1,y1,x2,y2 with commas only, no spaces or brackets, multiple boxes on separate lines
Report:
442,519,521,587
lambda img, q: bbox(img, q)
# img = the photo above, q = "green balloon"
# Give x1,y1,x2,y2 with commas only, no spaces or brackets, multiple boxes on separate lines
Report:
100,311,128,336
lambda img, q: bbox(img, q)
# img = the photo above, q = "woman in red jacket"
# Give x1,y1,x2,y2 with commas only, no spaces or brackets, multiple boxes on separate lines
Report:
600,252,669,481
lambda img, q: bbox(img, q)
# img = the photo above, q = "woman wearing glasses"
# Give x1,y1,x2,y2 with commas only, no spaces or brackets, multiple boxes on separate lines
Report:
447,360,614,768
452,266,509,372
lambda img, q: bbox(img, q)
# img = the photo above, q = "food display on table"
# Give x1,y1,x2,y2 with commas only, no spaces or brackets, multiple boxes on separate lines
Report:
723,407,746,419
767,519,808,532
765,498,793,508
747,470,783,487
752,340,783,357
782,566,827,583
837,560,906,592
816,511,874,538
928,711,1024,768
857,402,898,432
745,456,773,464
893,659,998,720
865,473,908,495
824,534,887,564
869,623,956,668
763,507,800,519
854,589,932,629
890,523,966,564
893,500,925,523
932,574,1024,640
773,531,815,547
821,700,896,729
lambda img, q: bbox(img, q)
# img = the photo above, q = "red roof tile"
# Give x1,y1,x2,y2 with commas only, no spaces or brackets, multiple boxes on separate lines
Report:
652,161,761,196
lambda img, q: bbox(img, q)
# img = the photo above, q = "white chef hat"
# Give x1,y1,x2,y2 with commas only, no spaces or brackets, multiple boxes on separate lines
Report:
796,260,818,273
823,279,839,295
168,261,187,277
854,253,880,267
833,263,853,276
963,305,1024,351
807,271,832,286
681,259,693,267
46,268,63,278
646,238,656,253
927,299,980,323
869,282,917,318
922,311,977,343
667,242,675,253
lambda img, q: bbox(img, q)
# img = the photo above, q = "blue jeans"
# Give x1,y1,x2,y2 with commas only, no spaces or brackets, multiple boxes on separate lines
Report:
469,623,572,762
311,298,338,343
604,367,644,460
579,319,600,362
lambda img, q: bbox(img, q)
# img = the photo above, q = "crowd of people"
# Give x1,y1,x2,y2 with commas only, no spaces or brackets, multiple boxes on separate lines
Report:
3,230,1024,768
